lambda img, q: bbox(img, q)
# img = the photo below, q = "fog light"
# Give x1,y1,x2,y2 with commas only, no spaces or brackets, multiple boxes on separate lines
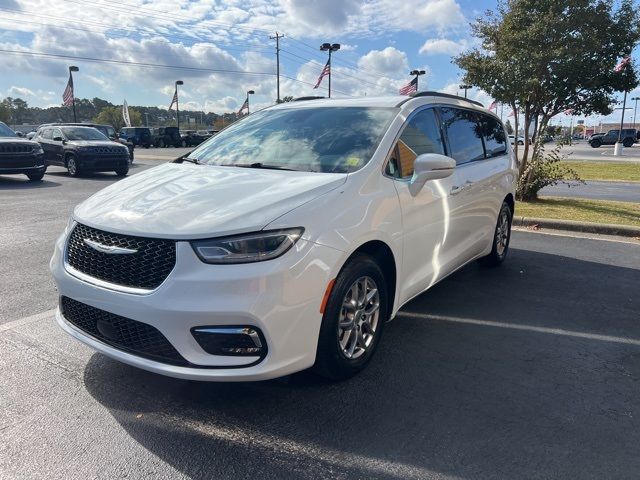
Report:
191,326,266,357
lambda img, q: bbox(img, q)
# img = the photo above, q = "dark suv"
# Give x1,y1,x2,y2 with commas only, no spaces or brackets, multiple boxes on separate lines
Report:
120,127,152,148
43,123,135,161
0,121,46,181
35,125,130,177
589,129,637,148
152,127,183,147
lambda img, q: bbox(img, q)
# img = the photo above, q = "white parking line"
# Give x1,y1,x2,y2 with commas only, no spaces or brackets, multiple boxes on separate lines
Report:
0,308,56,333
398,312,640,347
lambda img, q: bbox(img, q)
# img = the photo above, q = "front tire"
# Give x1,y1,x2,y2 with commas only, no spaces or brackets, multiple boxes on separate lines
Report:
314,254,388,381
26,171,44,182
115,165,129,177
590,139,601,148
623,138,633,148
478,201,512,267
66,155,81,177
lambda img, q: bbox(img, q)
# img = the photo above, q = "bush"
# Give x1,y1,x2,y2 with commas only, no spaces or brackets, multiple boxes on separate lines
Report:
516,140,584,201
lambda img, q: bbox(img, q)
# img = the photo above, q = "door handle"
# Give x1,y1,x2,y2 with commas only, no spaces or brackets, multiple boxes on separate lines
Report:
450,180,474,195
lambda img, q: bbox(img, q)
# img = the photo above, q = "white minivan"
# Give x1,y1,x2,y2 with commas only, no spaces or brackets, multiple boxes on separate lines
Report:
51,93,517,381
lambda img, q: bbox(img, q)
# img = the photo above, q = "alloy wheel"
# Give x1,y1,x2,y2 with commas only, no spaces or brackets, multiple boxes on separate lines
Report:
68,158,77,176
495,209,510,256
338,276,380,360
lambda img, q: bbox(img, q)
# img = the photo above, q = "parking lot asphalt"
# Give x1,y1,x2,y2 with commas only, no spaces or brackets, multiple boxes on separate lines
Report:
1,157,640,479
557,141,640,162
539,180,640,202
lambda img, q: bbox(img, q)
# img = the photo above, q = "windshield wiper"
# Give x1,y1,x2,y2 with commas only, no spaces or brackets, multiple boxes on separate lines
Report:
231,162,297,171
175,156,201,165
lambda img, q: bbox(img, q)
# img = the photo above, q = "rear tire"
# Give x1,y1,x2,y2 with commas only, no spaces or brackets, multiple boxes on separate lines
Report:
158,139,165,148
314,254,388,381
623,138,633,148
590,139,601,148
26,171,44,182
478,201,512,267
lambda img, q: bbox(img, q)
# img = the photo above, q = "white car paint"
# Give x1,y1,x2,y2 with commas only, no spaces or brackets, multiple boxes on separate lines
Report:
51,94,518,381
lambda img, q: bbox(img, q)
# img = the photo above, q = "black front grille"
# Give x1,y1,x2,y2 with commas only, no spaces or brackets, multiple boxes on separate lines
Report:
61,297,188,366
0,143,35,154
66,223,176,290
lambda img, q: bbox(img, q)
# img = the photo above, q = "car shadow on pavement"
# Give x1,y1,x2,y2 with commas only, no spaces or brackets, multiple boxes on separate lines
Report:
83,247,640,479
0,176,61,189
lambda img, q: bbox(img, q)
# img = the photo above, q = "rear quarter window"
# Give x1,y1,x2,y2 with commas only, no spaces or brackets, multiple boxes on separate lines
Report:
439,107,485,165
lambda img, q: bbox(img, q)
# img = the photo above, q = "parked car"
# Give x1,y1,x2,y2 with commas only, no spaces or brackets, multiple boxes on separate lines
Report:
51,92,517,381
42,123,135,162
34,125,130,177
180,130,208,147
508,134,525,145
589,129,637,148
151,126,183,147
120,127,152,148
196,130,213,139
0,121,46,181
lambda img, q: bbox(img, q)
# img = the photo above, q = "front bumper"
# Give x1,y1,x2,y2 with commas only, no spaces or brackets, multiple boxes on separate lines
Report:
0,154,46,174
51,230,342,381
76,153,129,171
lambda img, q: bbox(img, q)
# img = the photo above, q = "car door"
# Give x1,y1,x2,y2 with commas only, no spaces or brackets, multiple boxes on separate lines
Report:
440,107,507,261
50,128,65,165
38,128,56,165
386,107,466,302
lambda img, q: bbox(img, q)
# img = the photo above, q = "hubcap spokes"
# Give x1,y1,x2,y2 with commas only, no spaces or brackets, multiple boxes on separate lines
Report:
496,210,509,255
338,276,380,359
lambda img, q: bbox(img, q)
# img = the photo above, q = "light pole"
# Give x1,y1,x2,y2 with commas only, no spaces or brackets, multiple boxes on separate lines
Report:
69,66,79,122
144,112,149,127
246,90,255,114
459,84,472,99
632,97,639,130
320,43,340,98
175,80,183,130
410,70,426,91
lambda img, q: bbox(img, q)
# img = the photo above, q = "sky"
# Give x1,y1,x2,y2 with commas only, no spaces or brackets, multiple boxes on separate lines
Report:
0,0,639,126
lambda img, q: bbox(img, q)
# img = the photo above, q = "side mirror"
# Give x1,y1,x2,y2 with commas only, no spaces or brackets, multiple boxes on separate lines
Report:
410,153,456,194
52,136,64,142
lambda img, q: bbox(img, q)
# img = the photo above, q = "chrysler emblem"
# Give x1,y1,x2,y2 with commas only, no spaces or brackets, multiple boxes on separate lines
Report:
83,238,138,255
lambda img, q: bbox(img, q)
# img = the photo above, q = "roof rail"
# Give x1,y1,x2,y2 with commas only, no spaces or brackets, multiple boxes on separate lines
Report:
397,91,484,108
292,96,325,102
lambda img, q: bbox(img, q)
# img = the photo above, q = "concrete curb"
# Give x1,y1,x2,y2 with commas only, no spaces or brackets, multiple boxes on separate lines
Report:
513,217,640,238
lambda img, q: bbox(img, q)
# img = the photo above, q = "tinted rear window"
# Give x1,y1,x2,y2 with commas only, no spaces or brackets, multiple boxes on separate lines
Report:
440,107,485,165
479,115,507,158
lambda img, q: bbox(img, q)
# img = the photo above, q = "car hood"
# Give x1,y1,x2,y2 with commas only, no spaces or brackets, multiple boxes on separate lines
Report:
74,163,347,239
0,137,40,146
69,140,127,148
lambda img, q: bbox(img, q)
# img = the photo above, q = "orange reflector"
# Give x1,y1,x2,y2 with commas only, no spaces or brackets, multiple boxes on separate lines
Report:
319,279,336,314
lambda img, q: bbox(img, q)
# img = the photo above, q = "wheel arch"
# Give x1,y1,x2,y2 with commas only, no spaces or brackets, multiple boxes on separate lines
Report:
340,240,397,320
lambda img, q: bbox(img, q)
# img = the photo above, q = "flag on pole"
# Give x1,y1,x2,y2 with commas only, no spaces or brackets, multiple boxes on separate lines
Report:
614,56,631,73
62,73,74,106
236,98,249,117
508,109,516,117
168,88,178,110
313,60,330,89
122,99,132,127
564,108,575,115
399,77,417,96
488,100,497,111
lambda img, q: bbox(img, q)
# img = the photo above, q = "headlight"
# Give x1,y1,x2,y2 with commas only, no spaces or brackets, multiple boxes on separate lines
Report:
191,228,304,264
33,146,44,155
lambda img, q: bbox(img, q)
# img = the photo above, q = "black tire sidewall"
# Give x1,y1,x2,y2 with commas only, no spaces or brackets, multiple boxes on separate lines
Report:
315,254,388,380
67,155,80,177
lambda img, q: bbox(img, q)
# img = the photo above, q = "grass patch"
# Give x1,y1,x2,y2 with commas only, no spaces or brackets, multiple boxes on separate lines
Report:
517,197,640,227
562,161,640,182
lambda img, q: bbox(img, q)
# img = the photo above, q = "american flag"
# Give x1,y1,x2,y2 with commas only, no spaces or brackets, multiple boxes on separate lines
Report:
398,77,417,96
62,74,74,106
313,60,330,89
564,108,575,115
236,98,249,117
488,100,497,111
168,89,178,110
614,56,631,73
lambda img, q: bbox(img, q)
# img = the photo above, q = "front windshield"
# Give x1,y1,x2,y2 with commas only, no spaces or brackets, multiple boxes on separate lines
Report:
0,122,16,137
61,127,109,141
187,106,397,173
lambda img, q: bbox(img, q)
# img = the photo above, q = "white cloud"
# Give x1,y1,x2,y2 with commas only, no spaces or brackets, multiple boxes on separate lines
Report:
419,38,469,56
358,47,408,77
8,86,35,97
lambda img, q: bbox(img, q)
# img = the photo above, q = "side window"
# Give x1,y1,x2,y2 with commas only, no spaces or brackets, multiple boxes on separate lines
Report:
52,128,63,140
479,114,507,158
386,108,445,179
440,107,485,165
41,128,53,140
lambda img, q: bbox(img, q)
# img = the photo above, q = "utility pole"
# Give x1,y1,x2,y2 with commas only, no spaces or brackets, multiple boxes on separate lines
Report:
320,43,340,98
68,66,79,122
144,112,149,126
175,80,183,130
459,84,472,98
270,32,284,103
632,96,639,129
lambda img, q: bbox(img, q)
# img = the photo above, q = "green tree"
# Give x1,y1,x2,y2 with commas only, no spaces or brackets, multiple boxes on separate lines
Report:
0,101,10,123
504,119,514,135
455,0,640,199
94,106,142,130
